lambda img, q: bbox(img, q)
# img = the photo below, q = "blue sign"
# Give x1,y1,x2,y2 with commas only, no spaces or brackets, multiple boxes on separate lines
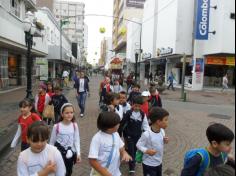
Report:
195,0,211,40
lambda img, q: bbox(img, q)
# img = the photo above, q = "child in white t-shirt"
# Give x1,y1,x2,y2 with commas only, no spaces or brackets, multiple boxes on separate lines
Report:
88,112,132,176
17,121,66,176
50,103,81,176
137,107,170,176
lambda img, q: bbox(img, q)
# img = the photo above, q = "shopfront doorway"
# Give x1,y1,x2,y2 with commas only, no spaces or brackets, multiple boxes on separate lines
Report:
8,55,20,86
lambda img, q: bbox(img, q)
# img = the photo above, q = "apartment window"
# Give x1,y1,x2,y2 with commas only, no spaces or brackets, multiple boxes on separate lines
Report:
10,0,20,18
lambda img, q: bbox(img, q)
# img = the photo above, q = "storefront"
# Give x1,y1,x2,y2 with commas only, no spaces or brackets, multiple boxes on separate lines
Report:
8,54,20,86
204,56,235,87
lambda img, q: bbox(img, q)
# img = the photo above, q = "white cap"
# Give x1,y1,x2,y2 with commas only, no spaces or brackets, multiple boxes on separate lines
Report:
141,91,150,97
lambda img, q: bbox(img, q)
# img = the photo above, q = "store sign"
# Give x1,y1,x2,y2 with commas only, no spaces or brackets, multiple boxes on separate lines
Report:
226,57,235,66
195,0,210,40
206,56,235,66
142,53,152,60
126,0,146,8
157,47,173,56
195,58,204,72
36,58,48,81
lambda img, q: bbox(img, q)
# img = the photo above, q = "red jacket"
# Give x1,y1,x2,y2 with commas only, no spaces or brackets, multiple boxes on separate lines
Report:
141,101,149,116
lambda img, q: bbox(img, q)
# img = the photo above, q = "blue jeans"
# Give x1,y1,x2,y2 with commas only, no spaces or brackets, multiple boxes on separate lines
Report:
143,164,162,176
77,92,87,114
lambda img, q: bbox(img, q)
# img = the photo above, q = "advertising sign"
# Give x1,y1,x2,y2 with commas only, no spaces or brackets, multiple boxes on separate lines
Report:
36,58,48,81
195,0,210,40
126,0,146,8
195,58,204,72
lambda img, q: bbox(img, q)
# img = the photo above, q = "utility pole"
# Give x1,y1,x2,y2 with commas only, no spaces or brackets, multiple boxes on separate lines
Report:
181,53,187,101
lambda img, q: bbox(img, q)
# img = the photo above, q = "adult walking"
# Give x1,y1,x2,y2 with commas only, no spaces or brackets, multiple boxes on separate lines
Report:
75,71,90,118
222,73,229,92
62,69,70,87
167,72,175,91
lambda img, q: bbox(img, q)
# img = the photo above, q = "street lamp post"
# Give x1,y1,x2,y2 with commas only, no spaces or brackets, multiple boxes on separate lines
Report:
23,12,37,100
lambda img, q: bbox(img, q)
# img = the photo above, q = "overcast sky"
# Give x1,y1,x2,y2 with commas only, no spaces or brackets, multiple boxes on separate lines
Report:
62,0,113,64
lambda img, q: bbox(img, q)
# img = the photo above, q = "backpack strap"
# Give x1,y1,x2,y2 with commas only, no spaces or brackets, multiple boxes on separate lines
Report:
140,111,145,122
105,134,115,168
56,123,59,136
196,148,210,176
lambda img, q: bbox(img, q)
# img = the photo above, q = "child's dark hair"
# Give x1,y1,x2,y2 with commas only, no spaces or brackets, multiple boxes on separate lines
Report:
206,123,235,144
120,91,127,96
19,99,36,113
204,164,235,176
149,86,156,94
105,93,120,105
133,84,141,89
27,121,50,142
97,112,121,132
133,96,144,105
59,103,76,122
149,107,169,124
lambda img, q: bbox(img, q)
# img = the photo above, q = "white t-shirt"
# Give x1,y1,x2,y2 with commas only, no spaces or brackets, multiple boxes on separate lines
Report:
79,78,85,92
88,131,124,176
115,105,124,120
136,129,165,167
62,71,69,78
122,103,131,114
113,85,123,93
49,122,81,155
17,144,66,176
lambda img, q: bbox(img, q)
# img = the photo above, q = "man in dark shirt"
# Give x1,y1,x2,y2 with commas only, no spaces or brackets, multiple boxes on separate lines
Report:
127,84,141,105
181,123,234,176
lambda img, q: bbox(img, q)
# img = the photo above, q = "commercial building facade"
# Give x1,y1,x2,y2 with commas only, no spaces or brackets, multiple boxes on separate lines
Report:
140,0,235,90
54,0,85,56
35,8,79,80
112,0,145,59
0,0,48,89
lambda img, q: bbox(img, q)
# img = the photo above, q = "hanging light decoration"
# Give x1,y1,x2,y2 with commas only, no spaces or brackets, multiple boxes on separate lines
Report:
99,27,106,34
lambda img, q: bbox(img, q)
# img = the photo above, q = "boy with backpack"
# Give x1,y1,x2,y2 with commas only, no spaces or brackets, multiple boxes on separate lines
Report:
120,96,150,175
181,123,235,176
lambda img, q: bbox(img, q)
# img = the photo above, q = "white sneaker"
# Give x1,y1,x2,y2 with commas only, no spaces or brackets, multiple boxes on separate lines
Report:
80,114,84,118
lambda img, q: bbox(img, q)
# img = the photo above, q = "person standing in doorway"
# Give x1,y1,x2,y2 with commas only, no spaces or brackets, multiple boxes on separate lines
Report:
75,71,90,118
167,72,175,91
222,73,229,92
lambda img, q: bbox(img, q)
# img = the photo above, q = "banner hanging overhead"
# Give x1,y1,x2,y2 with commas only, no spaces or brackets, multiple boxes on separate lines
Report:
195,0,211,40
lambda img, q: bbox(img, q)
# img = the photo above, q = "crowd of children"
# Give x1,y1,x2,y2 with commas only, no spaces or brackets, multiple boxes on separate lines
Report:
10,77,235,176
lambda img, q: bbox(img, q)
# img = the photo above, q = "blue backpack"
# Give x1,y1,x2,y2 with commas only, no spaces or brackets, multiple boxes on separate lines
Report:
184,148,228,176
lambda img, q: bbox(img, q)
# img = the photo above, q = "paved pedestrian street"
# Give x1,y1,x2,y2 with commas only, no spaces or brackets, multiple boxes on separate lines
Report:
0,76,235,176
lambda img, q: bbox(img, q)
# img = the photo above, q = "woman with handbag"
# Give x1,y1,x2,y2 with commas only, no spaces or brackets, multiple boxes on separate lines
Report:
88,112,132,176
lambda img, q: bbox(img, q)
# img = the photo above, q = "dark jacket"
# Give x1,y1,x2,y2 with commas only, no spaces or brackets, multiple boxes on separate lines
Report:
51,94,68,113
75,78,90,93
120,110,145,138
149,95,162,108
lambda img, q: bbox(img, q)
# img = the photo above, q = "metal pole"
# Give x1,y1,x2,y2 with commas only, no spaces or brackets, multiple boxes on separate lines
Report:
135,53,139,83
26,32,33,100
181,53,187,100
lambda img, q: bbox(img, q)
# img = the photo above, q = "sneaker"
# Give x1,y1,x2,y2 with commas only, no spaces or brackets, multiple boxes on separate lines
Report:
129,171,135,176
80,114,84,118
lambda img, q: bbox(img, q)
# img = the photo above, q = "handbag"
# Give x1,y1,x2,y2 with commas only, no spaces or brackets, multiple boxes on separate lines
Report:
91,134,115,176
43,105,55,119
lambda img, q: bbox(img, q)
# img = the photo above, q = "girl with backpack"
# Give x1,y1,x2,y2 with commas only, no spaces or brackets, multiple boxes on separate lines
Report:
11,99,41,151
50,103,81,176
88,112,132,176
